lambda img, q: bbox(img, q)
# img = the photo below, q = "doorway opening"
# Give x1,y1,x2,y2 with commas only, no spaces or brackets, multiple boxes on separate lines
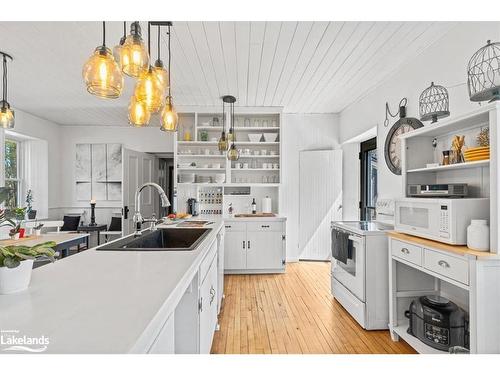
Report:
360,137,377,221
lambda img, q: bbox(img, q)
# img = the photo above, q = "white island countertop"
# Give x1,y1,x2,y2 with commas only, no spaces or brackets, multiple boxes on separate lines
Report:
0,220,223,354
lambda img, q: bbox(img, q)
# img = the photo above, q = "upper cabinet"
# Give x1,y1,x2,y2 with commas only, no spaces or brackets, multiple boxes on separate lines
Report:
400,102,499,253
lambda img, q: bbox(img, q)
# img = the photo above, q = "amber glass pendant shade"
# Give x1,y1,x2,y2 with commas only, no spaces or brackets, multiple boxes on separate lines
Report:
0,102,14,129
160,97,179,132
153,60,169,92
134,67,164,113
218,131,228,152
121,23,149,77
83,46,124,99
128,95,151,127
227,143,239,161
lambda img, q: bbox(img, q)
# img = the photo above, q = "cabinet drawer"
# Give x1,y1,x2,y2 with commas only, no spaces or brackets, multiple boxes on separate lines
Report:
247,221,283,232
391,239,422,266
423,249,469,285
200,239,217,283
223,222,246,232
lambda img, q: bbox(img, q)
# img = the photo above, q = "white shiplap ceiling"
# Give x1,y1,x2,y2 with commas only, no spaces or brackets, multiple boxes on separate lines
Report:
0,21,457,126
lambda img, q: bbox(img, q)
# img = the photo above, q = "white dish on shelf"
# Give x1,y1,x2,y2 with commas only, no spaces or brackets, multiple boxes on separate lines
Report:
215,174,226,183
264,133,278,142
248,133,263,142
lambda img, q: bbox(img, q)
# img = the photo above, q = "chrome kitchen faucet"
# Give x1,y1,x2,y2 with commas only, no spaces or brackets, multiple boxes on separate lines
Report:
132,182,171,236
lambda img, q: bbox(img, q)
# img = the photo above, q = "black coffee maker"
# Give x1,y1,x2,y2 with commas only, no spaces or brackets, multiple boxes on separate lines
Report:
187,198,199,216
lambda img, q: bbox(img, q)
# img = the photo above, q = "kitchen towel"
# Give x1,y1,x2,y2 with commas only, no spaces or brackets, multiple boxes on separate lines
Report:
331,228,349,264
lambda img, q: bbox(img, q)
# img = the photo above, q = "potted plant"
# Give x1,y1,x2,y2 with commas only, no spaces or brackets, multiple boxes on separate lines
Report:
26,189,36,220
33,223,44,236
9,223,21,240
0,241,56,294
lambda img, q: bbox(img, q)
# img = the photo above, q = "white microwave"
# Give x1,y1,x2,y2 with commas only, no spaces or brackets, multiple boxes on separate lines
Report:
395,198,489,244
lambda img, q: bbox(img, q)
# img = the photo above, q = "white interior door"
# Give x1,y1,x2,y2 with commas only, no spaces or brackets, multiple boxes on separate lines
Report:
122,148,158,235
299,150,343,260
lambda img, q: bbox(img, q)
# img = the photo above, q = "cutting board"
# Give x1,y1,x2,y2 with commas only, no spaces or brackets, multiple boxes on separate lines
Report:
234,213,276,218
176,221,211,227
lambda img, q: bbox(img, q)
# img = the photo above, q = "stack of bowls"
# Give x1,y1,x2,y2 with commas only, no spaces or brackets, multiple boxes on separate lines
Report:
215,173,226,184
463,146,490,162
179,173,195,183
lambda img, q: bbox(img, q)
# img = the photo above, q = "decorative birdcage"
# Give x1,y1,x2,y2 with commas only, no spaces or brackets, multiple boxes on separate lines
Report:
467,40,500,102
419,82,450,123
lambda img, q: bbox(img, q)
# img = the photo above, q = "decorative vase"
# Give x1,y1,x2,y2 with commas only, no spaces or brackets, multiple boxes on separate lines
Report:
27,210,37,220
34,229,42,236
467,220,490,251
0,259,34,294
10,233,20,240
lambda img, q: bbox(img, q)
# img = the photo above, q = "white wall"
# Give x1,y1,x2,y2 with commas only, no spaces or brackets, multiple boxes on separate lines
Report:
340,22,500,219
54,125,174,221
1,110,60,210
281,113,340,261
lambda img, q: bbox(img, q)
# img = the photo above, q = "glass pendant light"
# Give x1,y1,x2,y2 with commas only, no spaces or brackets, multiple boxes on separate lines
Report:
224,95,239,161
160,23,179,132
113,22,127,68
128,95,150,127
0,52,14,129
134,23,164,113
121,21,149,77
160,96,178,131
153,25,169,91
82,22,124,99
218,98,229,152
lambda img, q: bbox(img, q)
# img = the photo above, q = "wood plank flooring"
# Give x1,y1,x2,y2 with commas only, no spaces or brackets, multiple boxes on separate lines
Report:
211,261,416,354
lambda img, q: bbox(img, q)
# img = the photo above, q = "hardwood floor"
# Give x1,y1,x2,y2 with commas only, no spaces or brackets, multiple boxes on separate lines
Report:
211,261,416,354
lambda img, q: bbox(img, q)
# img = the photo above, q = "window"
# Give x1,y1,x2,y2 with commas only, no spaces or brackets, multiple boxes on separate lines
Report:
4,139,22,208
360,137,377,221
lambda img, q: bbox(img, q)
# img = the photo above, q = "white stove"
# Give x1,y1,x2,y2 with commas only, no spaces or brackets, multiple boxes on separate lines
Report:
331,218,392,330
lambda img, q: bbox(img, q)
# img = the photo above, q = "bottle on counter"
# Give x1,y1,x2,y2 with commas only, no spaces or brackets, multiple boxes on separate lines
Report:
251,198,257,214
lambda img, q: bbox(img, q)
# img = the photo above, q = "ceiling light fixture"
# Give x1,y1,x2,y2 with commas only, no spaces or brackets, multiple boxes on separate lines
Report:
121,21,149,78
128,95,151,127
218,97,228,152
224,95,239,161
0,51,14,129
134,22,164,113
153,25,169,91
160,22,178,132
113,21,127,69
82,22,123,99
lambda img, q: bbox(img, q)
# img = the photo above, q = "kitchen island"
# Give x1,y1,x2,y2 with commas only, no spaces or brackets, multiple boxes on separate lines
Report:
0,220,224,354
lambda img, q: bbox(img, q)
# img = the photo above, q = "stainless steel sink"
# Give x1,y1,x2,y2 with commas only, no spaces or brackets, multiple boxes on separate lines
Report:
97,228,211,251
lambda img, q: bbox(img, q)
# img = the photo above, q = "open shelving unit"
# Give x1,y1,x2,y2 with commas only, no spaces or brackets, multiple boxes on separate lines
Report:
174,108,282,215
389,102,500,354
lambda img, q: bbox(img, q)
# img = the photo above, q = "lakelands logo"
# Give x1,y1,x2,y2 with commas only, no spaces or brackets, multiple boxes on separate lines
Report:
1,330,49,353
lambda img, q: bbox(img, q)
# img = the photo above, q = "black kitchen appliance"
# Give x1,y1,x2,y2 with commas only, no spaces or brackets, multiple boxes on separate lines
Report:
405,295,469,351
187,198,200,216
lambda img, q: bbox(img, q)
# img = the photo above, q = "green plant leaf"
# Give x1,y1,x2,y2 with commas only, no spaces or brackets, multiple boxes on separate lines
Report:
3,257,20,268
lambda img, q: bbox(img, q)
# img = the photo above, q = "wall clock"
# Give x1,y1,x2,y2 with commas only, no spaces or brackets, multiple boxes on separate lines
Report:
384,99,423,175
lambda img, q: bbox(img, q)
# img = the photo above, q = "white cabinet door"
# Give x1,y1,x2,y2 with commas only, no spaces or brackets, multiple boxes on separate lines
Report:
246,231,284,270
224,231,246,270
199,257,218,354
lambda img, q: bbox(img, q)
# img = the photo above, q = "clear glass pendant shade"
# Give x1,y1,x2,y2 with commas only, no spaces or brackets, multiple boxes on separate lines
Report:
0,102,14,129
128,95,150,127
160,97,178,132
121,29,149,78
227,143,239,161
82,46,124,99
218,131,228,152
134,67,164,113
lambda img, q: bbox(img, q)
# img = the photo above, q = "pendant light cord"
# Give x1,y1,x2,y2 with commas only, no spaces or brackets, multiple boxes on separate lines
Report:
2,54,7,104
148,22,151,57
102,21,106,47
168,24,171,99
123,21,126,38
157,25,161,61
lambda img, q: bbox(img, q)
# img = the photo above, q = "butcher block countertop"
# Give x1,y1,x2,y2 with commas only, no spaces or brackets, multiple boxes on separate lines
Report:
387,231,496,258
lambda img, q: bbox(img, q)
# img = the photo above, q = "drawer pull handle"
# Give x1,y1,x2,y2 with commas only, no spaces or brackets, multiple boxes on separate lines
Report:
209,286,216,305
243,241,245,249
261,225,270,228
225,225,232,228
401,248,410,255
438,260,450,268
